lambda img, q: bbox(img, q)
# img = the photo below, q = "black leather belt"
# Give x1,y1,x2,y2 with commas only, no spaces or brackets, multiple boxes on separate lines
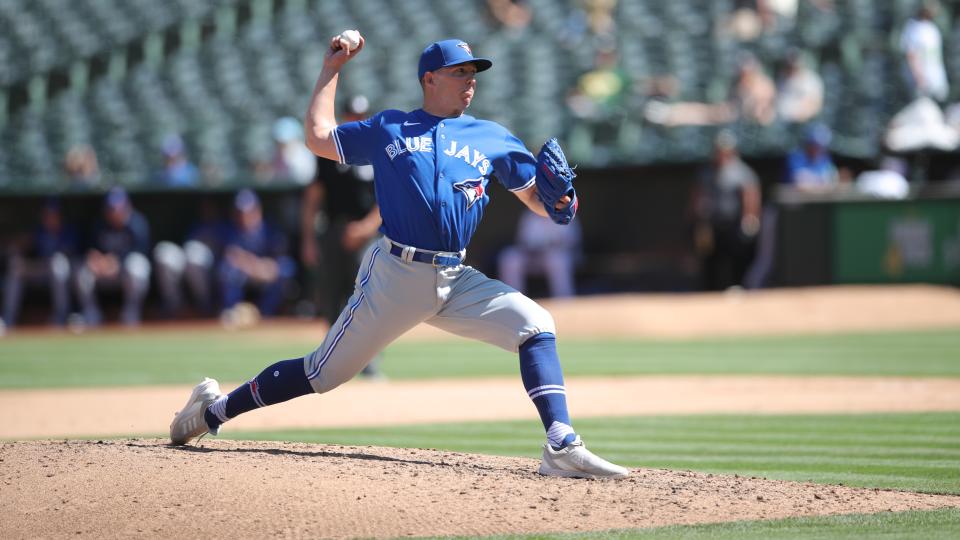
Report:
389,242,463,267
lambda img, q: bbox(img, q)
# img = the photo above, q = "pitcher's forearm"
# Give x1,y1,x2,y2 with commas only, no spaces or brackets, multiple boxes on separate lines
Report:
304,67,341,161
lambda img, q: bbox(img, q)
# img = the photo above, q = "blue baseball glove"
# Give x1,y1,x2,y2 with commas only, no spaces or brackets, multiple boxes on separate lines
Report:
535,138,578,225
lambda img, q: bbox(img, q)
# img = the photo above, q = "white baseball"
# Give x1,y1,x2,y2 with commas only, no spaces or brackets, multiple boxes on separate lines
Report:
339,29,361,51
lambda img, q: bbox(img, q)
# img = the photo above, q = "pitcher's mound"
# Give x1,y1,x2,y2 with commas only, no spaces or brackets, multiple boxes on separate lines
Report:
2,439,958,538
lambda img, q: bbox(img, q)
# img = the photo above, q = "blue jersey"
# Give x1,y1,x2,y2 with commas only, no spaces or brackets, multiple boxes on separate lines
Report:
224,220,288,260
333,108,537,252
90,211,151,258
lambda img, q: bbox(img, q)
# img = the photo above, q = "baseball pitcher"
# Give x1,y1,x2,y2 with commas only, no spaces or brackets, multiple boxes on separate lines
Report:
170,32,628,479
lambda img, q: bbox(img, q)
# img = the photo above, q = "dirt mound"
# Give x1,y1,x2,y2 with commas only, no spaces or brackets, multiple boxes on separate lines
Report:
2,440,958,539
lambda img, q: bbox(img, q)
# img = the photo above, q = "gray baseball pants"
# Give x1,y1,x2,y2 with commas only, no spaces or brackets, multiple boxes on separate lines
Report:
305,236,556,393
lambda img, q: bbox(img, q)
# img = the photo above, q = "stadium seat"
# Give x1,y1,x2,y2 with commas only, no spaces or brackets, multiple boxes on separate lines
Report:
79,0,139,46
0,145,9,189
7,110,56,187
0,36,13,88
45,91,94,163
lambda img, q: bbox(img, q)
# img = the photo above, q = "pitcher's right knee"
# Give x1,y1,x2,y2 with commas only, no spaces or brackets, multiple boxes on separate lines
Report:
304,346,377,394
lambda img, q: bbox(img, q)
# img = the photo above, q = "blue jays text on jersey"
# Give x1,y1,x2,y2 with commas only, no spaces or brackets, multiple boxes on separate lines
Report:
332,108,537,252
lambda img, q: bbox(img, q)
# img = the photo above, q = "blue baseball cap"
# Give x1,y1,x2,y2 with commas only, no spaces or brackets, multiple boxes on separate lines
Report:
804,124,832,147
234,188,260,212
162,134,185,157
105,186,130,209
417,39,492,80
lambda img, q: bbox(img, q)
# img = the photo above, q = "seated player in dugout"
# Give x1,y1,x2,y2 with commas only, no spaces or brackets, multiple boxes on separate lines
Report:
218,189,296,319
75,187,152,327
171,32,628,479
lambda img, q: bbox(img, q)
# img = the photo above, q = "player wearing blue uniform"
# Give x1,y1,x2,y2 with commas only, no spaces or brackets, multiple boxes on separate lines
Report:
170,34,628,479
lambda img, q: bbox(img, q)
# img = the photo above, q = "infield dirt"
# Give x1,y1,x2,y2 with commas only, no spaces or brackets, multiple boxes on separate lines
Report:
3,285,960,538
3,439,959,539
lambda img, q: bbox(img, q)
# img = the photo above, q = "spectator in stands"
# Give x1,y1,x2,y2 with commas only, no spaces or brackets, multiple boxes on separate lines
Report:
75,187,152,327
690,131,761,291
154,134,200,187
300,95,384,378
745,121,845,290
153,198,229,318
855,156,910,199
498,209,582,298
2,198,79,329
486,0,532,31
644,52,775,127
720,1,765,42
643,95,735,128
219,189,295,319
719,0,797,41
565,44,630,161
271,116,317,185
582,0,617,38
567,45,629,122
884,95,959,152
784,123,839,191
760,0,799,32
900,2,949,103
885,4,957,156
63,144,101,191
776,48,824,123
732,52,777,126
561,0,617,47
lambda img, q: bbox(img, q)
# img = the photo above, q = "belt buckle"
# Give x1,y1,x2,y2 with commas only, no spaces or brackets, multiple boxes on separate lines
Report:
431,253,458,267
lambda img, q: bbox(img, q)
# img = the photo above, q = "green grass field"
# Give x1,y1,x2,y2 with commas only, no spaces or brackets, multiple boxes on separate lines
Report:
457,509,960,540
0,327,958,388
3,326,958,538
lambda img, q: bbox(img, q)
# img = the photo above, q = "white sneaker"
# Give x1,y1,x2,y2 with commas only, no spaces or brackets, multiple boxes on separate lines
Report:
538,436,629,479
170,377,222,445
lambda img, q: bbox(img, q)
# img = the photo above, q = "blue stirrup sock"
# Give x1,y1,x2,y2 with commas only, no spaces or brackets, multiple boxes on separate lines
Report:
519,333,577,450
204,358,314,431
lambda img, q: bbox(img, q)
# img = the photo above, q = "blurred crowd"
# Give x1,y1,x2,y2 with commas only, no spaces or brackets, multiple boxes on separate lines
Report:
8,0,958,192
573,1,960,165
61,113,318,193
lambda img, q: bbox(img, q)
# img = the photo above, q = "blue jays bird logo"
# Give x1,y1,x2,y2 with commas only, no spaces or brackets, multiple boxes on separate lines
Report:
458,42,472,54
453,177,484,209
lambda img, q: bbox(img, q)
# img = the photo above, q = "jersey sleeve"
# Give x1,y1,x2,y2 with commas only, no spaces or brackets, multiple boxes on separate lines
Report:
492,131,537,192
332,113,382,166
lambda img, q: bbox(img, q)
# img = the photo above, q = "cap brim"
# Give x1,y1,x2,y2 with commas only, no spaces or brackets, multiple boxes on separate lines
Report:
445,58,492,72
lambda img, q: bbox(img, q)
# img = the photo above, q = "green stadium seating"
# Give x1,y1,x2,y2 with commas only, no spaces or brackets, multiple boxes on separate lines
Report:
2,0,960,190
